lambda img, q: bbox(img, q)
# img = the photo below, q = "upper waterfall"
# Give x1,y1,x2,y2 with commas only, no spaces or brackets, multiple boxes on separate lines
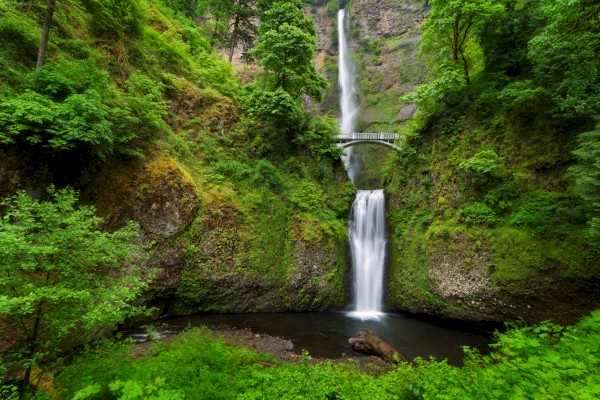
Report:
337,9,360,183
337,9,358,135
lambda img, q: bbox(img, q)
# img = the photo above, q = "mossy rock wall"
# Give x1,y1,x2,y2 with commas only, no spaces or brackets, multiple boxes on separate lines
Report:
384,124,600,324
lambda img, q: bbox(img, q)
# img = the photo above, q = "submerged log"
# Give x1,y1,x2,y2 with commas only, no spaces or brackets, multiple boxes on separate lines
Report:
348,329,407,364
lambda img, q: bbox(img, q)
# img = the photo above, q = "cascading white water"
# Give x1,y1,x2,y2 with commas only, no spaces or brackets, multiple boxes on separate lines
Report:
338,9,358,135
337,9,359,183
347,190,386,320
338,10,386,320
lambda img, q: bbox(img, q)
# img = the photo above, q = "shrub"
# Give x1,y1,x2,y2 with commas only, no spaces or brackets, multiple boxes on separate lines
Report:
27,59,110,100
0,60,131,158
460,202,497,226
289,182,323,212
569,125,600,247
0,89,115,157
214,159,254,182
296,115,343,160
83,0,144,37
510,192,585,235
121,72,169,138
252,159,284,191
459,150,506,178
244,87,303,127
57,327,265,400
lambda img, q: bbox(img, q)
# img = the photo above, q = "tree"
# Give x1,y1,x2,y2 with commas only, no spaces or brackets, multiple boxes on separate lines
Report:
569,124,600,247
528,0,600,119
251,0,327,101
226,0,258,62
199,0,258,61
166,0,201,19
0,187,151,395
36,0,56,68
479,0,545,79
422,0,504,83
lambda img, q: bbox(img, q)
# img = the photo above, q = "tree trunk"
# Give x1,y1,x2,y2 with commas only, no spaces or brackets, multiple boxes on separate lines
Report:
348,329,406,364
36,0,56,68
229,15,240,62
20,301,44,397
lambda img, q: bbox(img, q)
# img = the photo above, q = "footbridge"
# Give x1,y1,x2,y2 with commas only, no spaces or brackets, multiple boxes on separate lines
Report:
336,133,402,152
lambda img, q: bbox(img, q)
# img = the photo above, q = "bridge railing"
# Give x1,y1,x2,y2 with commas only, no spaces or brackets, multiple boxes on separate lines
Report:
336,133,400,141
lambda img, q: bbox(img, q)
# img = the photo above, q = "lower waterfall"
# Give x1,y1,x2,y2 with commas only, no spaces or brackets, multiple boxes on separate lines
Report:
347,190,387,320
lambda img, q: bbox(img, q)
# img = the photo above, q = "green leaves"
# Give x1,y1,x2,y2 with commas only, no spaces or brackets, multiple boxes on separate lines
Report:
0,60,172,157
569,125,600,246
251,0,328,101
459,150,506,178
83,0,144,37
422,0,505,83
54,311,600,399
0,187,150,386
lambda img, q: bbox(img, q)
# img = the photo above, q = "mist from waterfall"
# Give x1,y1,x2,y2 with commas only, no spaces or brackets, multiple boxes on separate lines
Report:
337,9,359,183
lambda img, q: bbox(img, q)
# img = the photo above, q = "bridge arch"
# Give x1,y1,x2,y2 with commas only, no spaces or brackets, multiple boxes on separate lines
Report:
336,133,402,153
338,140,401,152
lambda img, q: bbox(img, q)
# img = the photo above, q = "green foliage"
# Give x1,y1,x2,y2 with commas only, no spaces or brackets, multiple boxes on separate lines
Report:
0,10,40,65
479,0,544,78
401,68,466,113
459,150,506,178
83,0,144,37
0,59,173,157
244,87,303,127
510,192,585,236
56,327,266,400
289,182,323,212
408,310,600,399
251,0,328,101
252,158,285,191
121,72,169,138
295,115,343,160
0,60,125,157
56,310,600,400
0,187,150,389
528,0,600,119
165,0,201,19
484,181,516,210
0,88,114,155
459,202,497,226
422,0,504,83
569,125,600,246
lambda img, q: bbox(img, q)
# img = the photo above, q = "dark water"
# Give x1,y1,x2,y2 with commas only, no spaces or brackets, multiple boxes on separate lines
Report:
130,312,494,365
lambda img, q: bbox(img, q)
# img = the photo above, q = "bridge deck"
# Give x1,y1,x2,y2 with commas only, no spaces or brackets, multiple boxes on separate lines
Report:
337,133,400,143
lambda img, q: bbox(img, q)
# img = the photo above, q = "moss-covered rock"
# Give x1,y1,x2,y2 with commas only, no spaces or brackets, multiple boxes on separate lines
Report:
83,151,198,237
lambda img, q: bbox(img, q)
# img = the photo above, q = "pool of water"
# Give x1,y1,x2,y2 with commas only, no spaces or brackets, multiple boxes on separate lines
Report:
129,312,494,365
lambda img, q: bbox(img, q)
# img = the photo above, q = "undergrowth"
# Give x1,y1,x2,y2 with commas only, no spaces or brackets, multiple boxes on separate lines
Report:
50,310,600,399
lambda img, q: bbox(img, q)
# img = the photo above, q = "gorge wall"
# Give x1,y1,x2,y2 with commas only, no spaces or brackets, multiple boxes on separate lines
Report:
0,0,354,317
319,0,599,324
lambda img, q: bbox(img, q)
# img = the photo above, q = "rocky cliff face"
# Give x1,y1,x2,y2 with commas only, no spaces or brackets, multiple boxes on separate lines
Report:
350,0,428,129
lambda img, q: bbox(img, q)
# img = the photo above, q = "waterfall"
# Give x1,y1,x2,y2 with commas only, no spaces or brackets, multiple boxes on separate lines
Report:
337,9,359,183
348,190,386,320
338,10,386,320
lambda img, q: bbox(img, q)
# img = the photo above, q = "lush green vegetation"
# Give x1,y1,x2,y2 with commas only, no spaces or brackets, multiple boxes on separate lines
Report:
379,0,600,315
48,310,599,399
0,187,150,397
1,0,599,398
0,0,351,395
